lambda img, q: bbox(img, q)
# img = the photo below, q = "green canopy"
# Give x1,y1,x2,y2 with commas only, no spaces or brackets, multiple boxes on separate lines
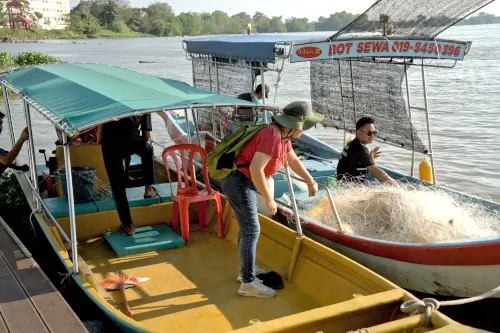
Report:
0,63,265,136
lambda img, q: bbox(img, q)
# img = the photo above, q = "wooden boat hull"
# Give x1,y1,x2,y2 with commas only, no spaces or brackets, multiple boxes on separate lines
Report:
166,112,500,299
13,163,486,333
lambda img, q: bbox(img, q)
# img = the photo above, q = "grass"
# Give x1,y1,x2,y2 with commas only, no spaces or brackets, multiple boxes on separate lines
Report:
1,28,153,42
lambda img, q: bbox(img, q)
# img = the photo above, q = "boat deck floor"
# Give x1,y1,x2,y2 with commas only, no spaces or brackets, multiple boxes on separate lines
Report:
80,227,321,332
0,217,87,333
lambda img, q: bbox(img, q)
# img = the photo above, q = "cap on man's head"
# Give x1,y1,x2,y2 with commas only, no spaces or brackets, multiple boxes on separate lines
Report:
0,111,5,119
255,84,269,99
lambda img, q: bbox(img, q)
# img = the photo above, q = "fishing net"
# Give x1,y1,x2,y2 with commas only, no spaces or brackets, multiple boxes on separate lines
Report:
331,0,495,39
310,59,427,153
54,167,112,203
282,181,500,243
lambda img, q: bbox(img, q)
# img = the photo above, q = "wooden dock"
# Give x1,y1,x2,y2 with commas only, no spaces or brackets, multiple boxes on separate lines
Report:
0,216,88,333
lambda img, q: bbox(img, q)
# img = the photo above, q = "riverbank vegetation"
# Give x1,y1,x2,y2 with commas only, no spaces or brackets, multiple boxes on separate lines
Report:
1,0,500,41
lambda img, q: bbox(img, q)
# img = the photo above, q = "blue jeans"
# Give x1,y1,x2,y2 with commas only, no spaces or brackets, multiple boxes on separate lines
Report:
221,170,260,283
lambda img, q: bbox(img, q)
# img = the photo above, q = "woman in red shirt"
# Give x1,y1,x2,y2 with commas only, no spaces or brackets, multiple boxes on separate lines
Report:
221,101,323,298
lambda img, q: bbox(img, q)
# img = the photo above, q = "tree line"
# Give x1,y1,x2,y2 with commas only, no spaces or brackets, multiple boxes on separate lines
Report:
1,0,499,38
66,0,360,36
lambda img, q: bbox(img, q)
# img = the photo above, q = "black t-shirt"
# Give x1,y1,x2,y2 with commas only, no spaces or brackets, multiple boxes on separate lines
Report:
336,138,374,182
101,114,152,146
0,148,7,176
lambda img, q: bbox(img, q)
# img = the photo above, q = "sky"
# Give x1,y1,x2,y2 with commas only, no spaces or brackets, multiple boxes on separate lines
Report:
69,0,500,21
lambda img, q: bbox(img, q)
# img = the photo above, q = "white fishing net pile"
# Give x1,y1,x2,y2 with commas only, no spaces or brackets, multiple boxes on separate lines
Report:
303,183,500,243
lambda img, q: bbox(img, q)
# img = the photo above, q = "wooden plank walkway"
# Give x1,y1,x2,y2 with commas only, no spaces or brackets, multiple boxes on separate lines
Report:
0,216,88,333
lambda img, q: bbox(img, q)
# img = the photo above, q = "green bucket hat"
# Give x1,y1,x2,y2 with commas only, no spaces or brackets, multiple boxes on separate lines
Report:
273,101,324,131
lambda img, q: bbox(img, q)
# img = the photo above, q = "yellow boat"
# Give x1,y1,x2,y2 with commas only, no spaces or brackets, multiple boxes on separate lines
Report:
0,64,488,333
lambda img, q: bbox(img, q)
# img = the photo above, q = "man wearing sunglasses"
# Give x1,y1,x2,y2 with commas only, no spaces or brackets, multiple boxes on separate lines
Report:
336,117,398,186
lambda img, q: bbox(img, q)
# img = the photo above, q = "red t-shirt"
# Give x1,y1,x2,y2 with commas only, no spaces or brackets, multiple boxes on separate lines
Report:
236,126,292,179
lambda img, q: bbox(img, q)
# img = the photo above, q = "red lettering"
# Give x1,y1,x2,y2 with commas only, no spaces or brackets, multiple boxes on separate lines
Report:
364,42,371,53
345,43,353,54
356,42,364,53
454,46,461,57
392,41,398,52
382,41,389,52
402,41,410,52
372,41,384,52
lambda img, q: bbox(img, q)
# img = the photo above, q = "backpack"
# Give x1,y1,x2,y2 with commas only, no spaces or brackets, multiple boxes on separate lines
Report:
207,124,267,180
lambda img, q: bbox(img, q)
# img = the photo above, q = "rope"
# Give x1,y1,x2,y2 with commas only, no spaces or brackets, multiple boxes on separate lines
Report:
400,285,500,326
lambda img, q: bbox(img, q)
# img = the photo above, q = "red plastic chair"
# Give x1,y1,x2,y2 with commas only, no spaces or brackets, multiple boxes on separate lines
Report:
162,144,224,243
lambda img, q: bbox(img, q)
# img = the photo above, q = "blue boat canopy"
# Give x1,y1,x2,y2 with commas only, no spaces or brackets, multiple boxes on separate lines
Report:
183,33,332,63
0,63,266,136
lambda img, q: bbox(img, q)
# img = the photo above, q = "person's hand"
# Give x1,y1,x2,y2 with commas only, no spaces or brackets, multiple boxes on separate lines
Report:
20,127,29,142
266,198,277,216
386,178,399,187
370,146,381,160
307,181,318,197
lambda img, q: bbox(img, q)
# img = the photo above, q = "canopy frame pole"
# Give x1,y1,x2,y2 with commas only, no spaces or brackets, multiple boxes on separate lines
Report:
260,62,269,124
337,60,347,145
62,133,79,274
184,108,191,144
208,60,213,92
421,59,437,184
284,161,302,236
211,105,217,145
22,101,40,211
2,85,16,147
190,107,202,146
215,58,220,93
404,61,416,177
349,60,357,124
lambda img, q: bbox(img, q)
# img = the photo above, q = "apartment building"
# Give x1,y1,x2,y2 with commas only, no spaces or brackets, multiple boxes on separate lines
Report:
29,0,70,30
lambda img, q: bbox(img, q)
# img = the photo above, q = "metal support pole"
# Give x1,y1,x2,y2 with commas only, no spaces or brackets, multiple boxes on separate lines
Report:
2,85,16,147
215,58,220,93
191,107,202,146
337,60,347,145
184,108,191,144
208,60,213,92
349,60,357,122
284,161,302,236
62,134,79,274
211,106,217,144
421,60,437,184
404,62,415,177
23,101,40,211
260,62,269,124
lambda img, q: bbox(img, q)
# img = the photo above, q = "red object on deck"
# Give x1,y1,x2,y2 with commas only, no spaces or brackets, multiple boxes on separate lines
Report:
162,144,224,243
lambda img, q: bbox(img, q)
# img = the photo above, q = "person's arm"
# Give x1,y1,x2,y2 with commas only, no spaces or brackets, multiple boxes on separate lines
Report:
367,165,398,186
156,111,169,127
287,149,318,196
0,128,28,166
249,152,276,216
96,125,103,144
141,114,152,141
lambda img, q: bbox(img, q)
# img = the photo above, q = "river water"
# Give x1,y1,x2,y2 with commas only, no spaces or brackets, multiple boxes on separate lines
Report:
1,24,500,201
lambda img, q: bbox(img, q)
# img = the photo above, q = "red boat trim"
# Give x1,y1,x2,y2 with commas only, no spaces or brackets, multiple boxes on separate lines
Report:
279,208,500,266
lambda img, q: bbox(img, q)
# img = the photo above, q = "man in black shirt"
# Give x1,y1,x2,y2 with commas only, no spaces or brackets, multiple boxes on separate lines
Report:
0,112,30,176
97,114,156,235
237,84,269,104
336,117,397,185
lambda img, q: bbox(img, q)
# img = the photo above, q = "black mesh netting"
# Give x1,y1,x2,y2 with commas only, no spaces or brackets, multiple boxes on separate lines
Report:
331,0,494,39
311,59,426,153
192,57,253,96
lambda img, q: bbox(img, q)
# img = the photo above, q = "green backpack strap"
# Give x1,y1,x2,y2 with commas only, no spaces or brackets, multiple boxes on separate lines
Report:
207,124,267,180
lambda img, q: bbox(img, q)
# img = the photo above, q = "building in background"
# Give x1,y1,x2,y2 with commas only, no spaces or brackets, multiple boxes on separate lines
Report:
29,0,70,30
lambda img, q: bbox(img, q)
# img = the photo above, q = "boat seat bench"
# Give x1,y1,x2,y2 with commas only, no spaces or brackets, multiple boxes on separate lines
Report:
43,183,178,218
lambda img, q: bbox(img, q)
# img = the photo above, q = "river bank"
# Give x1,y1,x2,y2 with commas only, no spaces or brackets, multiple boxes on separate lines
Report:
0,28,152,43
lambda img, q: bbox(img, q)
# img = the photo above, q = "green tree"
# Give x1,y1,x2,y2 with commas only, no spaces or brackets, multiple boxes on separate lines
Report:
252,11,270,32
269,16,286,33
120,7,145,32
178,12,204,36
285,17,314,32
68,12,101,35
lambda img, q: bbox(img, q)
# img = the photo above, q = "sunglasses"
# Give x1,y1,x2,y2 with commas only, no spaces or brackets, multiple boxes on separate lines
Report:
359,129,378,136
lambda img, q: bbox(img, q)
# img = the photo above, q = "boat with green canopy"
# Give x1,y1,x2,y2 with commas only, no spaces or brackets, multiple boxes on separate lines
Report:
0,63,488,332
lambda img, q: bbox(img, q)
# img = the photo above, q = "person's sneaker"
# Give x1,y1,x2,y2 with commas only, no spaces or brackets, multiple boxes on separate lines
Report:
236,265,267,282
238,279,276,298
